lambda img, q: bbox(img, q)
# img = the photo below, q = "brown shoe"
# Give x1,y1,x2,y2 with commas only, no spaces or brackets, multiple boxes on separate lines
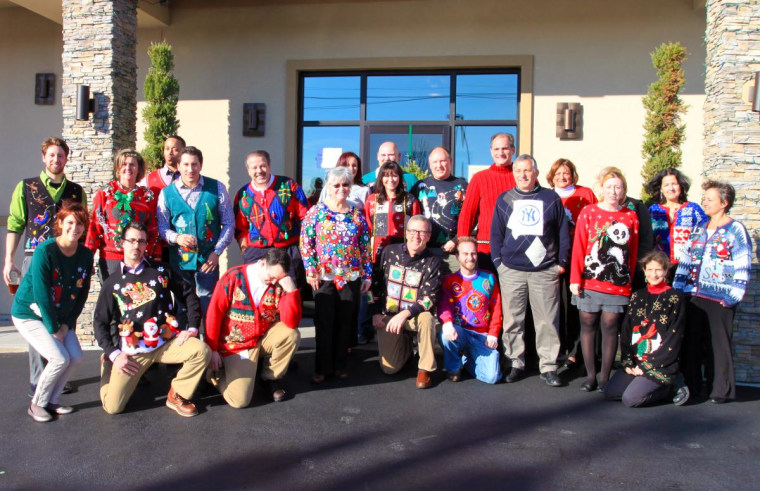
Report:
166,386,198,417
416,369,432,389
447,369,463,382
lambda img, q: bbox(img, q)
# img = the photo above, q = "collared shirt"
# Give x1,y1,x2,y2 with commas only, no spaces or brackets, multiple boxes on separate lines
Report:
156,176,235,256
7,171,88,234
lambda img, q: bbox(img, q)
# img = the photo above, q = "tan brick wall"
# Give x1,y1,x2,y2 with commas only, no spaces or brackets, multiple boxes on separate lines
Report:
61,0,138,346
704,0,760,382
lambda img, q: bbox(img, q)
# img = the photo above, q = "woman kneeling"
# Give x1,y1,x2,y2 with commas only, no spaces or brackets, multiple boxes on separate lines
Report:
603,250,685,407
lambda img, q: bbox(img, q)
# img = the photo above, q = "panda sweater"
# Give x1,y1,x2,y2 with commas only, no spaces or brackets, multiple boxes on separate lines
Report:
570,204,639,296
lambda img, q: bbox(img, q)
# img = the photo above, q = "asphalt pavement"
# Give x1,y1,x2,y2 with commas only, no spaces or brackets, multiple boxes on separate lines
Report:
1,322,759,490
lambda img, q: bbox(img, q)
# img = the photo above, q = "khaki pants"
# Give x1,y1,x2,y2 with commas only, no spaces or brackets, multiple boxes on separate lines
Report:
497,263,561,373
211,323,300,409
376,311,437,374
100,337,211,414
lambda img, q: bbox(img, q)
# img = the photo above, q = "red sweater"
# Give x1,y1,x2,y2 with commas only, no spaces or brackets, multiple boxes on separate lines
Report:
570,204,639,297
456,164,516,253
205,265,302,356
85,181,160,261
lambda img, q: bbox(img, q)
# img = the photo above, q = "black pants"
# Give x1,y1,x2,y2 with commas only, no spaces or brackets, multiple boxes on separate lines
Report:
682,296,736,400
558,272,582,361
603,370,671,407
313,279,360,375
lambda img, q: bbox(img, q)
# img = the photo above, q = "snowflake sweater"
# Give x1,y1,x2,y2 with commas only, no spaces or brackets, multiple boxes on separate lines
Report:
620,284,685,386
649,201,707,264
673,218,751,308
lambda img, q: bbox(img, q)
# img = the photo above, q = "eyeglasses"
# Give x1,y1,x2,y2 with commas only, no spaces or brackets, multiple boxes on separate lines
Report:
406,229,431,236
124,238,148,246
332,183,351,189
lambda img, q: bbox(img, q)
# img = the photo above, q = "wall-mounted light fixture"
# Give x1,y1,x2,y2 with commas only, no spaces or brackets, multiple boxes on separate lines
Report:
76,84,97,121
556,103,582,140
35,73,55,105
243,103,266,137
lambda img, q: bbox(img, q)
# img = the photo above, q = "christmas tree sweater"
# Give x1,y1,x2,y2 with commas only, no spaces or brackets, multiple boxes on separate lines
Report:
205,264,302,356
570,204,639,296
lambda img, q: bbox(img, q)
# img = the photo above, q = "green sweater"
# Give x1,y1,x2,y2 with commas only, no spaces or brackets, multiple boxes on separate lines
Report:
11,238,93,334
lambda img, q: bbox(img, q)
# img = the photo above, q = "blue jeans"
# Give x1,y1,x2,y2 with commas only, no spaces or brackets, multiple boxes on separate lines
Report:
439,326,501,384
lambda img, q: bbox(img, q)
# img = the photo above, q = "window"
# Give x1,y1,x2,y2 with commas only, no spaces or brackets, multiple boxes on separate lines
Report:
298,70,520,189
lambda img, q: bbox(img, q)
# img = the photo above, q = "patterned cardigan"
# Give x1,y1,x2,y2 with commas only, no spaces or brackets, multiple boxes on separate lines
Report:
673,218,751,308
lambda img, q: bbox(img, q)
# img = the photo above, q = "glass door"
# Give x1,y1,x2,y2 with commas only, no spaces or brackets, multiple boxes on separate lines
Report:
362,124,450,180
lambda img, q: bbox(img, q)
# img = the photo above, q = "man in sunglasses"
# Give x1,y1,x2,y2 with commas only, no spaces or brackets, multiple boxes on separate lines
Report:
94,221,211,417
372,215,441,389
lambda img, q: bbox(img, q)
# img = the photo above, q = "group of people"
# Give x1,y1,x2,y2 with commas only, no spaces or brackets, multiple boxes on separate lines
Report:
4,133,750,422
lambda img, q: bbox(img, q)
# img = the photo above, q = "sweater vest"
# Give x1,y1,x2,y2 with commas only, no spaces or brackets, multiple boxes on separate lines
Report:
22,177,84,254
163,178,221,270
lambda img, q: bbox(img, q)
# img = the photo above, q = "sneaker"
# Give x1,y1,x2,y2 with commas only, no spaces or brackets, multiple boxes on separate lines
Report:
165,386,198,417
28,403,53,423
673,385,690,406
46,403,75,415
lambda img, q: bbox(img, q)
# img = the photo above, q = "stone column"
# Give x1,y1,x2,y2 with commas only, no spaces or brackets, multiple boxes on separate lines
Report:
62,0,138,345
704,0,760,382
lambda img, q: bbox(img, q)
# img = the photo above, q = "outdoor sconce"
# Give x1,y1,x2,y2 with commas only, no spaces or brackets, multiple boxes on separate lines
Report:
34,73,55,105
76,84,97,121
243,103,266,137
556,103,582,140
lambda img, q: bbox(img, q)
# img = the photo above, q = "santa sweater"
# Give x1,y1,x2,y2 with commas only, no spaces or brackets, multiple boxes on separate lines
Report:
93,260,201,357
620,284,685,385
205,264,302,356
570,204,639,296
438,270,502,337
673,218,751,308
457,164,516,253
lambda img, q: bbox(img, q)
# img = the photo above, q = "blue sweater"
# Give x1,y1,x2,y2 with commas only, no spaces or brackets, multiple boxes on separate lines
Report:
490,185,569,272
673,218,751,307
649,201,707,263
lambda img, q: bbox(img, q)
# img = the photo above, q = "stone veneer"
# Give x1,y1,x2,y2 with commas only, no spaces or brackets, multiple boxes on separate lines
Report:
704,0,760,382
61,0,138,345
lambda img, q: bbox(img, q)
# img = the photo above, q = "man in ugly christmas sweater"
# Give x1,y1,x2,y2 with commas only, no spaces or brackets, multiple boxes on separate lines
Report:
438,237,503,384
205,247,302,407
94,221,210,417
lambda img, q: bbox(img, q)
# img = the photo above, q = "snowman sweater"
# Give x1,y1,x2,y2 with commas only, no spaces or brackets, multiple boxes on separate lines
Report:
93,260,201,357
620,285,685,385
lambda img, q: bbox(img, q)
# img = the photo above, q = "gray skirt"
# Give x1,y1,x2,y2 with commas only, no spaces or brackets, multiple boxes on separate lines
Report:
572,289,630,313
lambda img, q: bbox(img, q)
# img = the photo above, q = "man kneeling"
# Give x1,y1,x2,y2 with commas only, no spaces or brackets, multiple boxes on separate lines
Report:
94,222,211,417
205,248,301,408
438,237,502,384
